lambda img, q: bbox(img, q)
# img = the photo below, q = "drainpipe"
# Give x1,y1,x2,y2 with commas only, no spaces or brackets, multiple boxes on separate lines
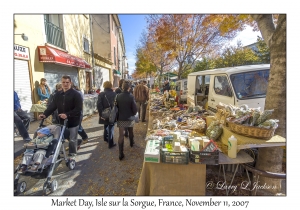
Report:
89,14,96,87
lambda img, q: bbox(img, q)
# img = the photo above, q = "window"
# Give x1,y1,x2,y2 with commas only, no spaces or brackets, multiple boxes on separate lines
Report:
230,69,269,99
214,75,232,97
83,37,89,53
183,81,188,90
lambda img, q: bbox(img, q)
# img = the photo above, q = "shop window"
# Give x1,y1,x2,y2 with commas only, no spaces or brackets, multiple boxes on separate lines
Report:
214,75,232,97
83,37,89,53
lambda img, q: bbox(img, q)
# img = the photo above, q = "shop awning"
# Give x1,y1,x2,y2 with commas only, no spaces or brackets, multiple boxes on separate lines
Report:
37,46,91,69
113,69,121,75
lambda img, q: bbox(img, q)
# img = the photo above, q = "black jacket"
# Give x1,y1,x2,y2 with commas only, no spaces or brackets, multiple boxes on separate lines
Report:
116,90,137,121
97,88,117,125
163,82,170,92
43,88,82,128
115,86,122,94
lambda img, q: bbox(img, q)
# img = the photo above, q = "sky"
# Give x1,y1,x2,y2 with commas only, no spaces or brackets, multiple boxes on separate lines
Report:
119,15,261,75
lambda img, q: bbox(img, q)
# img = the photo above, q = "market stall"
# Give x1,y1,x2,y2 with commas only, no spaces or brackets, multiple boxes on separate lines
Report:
136,89,286,196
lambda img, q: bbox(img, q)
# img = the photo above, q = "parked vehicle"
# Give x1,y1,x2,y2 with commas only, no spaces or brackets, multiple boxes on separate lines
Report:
187,64,270,114
175,79,188,103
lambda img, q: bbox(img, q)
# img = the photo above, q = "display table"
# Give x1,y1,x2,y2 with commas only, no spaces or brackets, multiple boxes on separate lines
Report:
30,104,47,113
136,162,206,195
83,94,98,116
137,94,206,196
30,104,52,124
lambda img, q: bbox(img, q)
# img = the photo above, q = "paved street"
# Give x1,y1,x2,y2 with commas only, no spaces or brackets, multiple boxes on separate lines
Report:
14,113,148,196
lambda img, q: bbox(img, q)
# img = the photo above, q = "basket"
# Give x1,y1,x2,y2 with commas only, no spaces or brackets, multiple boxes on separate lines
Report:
227,121,276,140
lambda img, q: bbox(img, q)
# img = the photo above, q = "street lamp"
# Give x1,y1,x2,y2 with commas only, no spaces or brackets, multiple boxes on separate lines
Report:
14,33,28,41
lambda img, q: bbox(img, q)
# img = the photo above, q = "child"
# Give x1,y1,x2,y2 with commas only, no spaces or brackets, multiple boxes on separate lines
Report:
18,127,54,174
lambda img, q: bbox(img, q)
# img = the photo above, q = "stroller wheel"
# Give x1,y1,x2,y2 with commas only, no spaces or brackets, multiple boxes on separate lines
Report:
17,181,27,194
66,159,76,170
43,182,49,196
50,179,58,193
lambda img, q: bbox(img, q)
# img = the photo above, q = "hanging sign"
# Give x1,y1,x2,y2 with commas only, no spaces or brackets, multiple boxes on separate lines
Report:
14,44,30,60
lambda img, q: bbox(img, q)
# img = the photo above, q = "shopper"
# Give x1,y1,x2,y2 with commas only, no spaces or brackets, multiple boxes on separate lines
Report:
39,75,82,156
48,83,62,124
163,80,170,92
72,84,89,145
97,81,117,148
115,79,129,138
14,91,32,141
133,80,149,122
116,80,137,160
37,78,51,101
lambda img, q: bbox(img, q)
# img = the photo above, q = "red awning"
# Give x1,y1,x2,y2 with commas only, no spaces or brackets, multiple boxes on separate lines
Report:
37,46,91,69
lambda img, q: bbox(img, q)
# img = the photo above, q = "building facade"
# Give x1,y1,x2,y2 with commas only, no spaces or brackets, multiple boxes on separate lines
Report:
14,14,127,118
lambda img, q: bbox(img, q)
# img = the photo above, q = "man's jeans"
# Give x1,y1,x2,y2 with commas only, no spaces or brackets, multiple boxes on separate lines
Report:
136,101,147,121
14,109,31,139
68,126,79,155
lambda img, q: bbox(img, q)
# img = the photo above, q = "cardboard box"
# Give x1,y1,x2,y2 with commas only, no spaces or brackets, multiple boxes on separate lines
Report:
144,140,161,163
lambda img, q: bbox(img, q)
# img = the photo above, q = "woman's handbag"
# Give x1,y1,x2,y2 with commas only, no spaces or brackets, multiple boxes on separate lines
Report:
109,94,119,124
101,95,111,120
134,112,139,123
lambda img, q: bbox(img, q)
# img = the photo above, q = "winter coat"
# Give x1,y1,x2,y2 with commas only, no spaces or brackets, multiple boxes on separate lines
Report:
115,86,122,94
163,82,170,92
97,88,117,125
43,88,82,128
133,84,149,102
116,90,137,121
24,134,54,150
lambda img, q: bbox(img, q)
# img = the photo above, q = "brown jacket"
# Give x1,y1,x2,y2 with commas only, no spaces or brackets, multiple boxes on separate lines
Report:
133,84,149,102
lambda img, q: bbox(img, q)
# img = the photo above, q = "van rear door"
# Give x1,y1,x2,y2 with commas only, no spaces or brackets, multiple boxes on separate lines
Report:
187,75,197,106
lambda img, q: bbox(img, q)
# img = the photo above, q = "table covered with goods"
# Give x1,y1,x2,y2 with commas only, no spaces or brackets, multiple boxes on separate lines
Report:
136,90,286,196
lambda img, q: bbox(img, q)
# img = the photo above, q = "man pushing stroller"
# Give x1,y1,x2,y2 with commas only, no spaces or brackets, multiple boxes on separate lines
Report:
39,75,83,157
18,127,54,173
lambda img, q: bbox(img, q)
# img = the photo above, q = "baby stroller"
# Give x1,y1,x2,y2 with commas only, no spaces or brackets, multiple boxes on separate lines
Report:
14,118,76,195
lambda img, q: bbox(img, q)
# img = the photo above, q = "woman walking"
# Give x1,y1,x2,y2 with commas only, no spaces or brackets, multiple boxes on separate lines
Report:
97,81,117,149
116,80,137,160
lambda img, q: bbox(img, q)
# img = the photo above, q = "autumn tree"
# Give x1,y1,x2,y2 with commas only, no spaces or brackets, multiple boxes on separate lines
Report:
147,14,257,80
135,47,157,78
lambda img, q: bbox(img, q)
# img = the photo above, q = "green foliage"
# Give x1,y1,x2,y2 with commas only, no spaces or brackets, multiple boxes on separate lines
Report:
192,39,270,73
256,36,270,63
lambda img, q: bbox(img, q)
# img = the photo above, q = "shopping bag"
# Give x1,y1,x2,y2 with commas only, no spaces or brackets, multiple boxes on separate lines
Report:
134,112,139,123
109,94,119,124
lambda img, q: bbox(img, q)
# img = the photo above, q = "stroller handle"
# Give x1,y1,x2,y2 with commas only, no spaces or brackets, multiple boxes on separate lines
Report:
39,116,68,127
63,118,68,126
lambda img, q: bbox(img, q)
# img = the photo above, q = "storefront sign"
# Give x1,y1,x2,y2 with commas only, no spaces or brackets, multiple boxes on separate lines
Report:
14,44,30,60
37,46,91,69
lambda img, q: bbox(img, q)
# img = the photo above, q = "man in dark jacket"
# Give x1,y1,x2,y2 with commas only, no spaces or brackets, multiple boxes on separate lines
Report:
39,75,82,156
163,80,170,92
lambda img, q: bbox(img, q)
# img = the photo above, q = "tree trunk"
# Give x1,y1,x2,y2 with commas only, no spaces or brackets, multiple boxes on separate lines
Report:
255,14,286,194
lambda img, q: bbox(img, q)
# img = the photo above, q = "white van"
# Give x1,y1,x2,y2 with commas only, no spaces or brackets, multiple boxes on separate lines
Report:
187,64,270,113
175,79,188,103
